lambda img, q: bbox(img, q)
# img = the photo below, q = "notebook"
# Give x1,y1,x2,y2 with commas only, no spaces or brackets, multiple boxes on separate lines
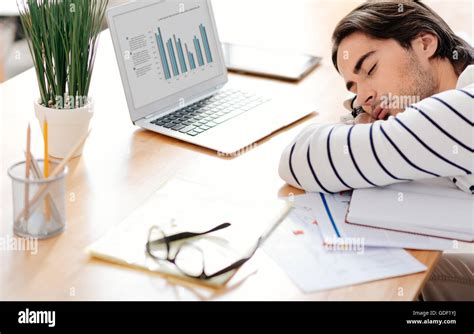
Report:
86,178,291,287
346,178,474,242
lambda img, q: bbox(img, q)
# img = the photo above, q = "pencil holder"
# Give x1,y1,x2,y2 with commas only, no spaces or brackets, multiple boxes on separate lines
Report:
8,159,68,239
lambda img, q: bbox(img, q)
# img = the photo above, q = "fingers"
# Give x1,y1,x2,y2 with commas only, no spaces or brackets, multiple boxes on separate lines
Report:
354,112,376,124
372,105,390,120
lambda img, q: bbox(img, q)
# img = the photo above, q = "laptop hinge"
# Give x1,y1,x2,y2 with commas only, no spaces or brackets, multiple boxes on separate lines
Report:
141,85,223,122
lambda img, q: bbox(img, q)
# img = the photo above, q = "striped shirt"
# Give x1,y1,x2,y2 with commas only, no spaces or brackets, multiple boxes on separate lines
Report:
279,65,474,194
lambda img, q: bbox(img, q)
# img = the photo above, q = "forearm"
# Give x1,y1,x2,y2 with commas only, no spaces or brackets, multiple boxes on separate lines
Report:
279,88,474,193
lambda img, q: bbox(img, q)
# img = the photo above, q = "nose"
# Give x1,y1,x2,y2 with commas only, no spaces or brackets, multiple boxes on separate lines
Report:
355,87,376,111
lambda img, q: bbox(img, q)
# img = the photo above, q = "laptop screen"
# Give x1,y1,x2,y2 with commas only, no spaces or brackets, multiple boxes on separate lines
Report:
111,1,224,111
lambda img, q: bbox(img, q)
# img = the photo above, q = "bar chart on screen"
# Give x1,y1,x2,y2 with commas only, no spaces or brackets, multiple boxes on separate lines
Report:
155,23,214,80
113,1,223,109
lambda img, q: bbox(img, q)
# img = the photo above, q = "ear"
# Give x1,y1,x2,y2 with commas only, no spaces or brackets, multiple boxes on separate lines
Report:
412,32,439,59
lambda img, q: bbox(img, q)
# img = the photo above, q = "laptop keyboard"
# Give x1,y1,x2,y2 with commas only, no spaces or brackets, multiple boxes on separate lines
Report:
150,89,271,136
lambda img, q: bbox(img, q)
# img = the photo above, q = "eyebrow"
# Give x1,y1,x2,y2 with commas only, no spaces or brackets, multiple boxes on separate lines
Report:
345,50,376,92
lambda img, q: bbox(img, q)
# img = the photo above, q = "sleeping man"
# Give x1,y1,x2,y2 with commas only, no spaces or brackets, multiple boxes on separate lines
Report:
278,1,473,301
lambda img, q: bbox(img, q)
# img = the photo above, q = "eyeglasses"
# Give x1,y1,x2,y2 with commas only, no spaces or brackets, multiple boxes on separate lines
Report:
145,222,261,280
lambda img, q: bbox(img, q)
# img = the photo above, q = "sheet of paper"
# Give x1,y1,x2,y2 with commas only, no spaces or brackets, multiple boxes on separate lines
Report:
87,178,290,286
263,207,427,293
292,192,455,251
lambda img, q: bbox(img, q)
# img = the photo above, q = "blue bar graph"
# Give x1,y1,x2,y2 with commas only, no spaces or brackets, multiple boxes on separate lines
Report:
193,36,204,66
155,23,212,79
166,39,179,76
185,43,196,70
156,28,171,80
174,36,187,73
199,24,213,63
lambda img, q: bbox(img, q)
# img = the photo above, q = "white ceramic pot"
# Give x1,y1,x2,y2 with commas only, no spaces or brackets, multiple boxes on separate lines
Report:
34,100,93,158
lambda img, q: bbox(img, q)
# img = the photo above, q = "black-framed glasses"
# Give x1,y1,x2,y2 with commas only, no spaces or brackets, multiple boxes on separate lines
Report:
145,222,262,280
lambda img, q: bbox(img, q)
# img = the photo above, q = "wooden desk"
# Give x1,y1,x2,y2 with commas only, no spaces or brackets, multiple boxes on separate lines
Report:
1,0,470,301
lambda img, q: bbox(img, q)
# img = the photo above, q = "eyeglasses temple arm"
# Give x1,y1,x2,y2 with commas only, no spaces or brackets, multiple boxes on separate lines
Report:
153,222,231,244
205,237,262,279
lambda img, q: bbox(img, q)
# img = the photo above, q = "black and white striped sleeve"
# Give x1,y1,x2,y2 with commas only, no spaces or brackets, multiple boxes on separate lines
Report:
278,84,474,193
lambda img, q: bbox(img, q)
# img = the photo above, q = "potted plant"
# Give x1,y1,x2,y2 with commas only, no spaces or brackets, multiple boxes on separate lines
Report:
18,0,108,158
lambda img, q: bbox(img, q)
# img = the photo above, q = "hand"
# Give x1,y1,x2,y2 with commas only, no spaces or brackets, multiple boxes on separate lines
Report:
354,112,376,124
372,105,391,120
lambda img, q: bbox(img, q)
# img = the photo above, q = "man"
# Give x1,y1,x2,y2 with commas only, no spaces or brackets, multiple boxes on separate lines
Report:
278,1,473,301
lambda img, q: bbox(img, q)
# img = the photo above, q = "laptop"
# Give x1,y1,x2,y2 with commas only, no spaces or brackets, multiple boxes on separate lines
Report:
107,0,315,154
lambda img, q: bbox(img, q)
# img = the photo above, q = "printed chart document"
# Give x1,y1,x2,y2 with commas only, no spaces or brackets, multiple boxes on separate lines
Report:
296,192,455,251
263,202,426,293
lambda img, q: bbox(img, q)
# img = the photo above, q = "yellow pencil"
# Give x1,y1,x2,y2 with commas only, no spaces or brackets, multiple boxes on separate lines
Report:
15,129,92,224
43,118,50,220
44,118,49,177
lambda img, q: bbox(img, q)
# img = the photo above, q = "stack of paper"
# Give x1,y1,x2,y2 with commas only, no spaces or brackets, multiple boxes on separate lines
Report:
347,178,474,242
263,204,426,293
296,192,455,251
263,177,472,293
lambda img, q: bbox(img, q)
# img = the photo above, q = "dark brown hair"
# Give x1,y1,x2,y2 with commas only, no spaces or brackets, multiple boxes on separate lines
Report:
331,0,473,75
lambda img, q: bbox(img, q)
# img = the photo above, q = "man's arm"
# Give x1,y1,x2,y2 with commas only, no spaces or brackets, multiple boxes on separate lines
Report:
278,86,474,193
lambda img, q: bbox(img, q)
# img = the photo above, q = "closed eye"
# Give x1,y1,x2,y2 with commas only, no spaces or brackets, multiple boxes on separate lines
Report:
368,63,377,75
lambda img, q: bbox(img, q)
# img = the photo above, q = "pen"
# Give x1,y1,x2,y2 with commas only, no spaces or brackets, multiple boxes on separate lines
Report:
450,176,473,194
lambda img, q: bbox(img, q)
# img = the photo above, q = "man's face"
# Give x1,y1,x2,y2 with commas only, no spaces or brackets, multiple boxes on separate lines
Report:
336,32,437,120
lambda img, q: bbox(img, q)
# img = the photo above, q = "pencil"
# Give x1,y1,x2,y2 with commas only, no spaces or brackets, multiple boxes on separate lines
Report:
15,129,92,224
26,151,63,225
24,123,31,223
43,118,50,220
44,118,49,177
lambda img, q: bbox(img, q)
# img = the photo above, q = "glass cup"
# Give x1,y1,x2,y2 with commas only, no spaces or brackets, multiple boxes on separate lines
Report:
8,159,68,239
